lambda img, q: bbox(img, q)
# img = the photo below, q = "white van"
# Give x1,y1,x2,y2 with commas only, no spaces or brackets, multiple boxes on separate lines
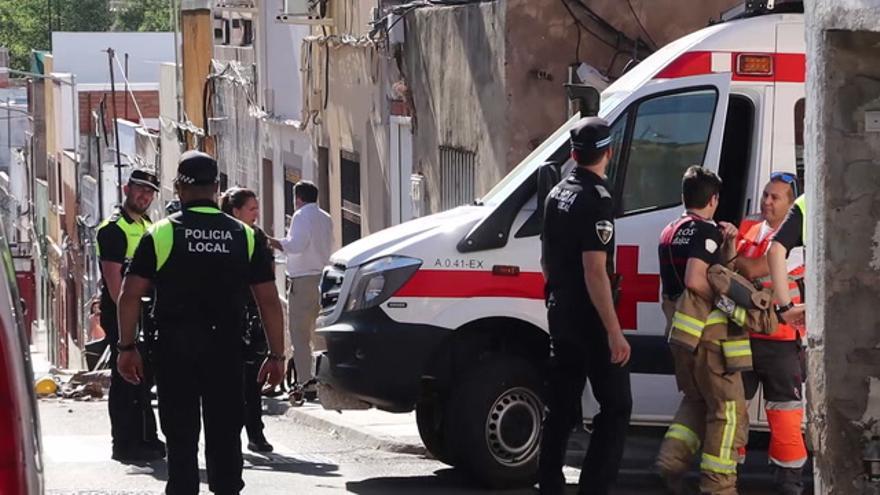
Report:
315,2,807,487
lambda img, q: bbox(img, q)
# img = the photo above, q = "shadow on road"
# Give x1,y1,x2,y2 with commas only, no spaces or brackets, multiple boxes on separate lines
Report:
243,452,340,477
120,459,206,484
345,468,533,494
119,451,341,486
263,397,291,416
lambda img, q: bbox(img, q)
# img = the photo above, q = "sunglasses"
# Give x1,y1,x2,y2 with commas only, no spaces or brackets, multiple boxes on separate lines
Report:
770,171,799,198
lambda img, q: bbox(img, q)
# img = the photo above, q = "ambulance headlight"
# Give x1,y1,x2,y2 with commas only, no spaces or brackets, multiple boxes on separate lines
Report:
346,256,422,311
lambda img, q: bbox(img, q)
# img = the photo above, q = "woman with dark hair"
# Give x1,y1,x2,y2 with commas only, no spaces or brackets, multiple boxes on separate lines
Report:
220,187,274,453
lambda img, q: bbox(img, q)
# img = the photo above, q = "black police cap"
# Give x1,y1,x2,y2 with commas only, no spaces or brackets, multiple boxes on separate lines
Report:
128,168,160,192
570,116,612,154
176,150,219,186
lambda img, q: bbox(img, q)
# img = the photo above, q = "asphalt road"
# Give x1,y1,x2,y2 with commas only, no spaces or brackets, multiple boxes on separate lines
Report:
39,398,809,494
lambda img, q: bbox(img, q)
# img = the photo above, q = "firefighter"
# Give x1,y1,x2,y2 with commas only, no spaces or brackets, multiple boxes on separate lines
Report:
96,168,164,462
656,166,750,495
735,174,807,494
116,151,286,494
538,116,632,495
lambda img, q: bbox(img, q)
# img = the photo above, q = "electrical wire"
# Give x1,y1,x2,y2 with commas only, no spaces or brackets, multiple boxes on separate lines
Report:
558,0,617,51
110,53,160,157
625,0,658,49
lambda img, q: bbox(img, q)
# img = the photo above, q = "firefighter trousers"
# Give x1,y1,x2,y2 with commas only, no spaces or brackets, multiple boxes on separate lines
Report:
743,339,807,473
657,343,747,495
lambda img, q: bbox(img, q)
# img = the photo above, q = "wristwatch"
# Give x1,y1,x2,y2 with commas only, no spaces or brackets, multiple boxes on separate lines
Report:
116,342,137,353
267,353,286,362
775,301,795,322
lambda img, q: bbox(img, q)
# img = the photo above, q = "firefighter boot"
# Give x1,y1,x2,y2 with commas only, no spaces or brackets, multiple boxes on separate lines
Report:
773,466,804,495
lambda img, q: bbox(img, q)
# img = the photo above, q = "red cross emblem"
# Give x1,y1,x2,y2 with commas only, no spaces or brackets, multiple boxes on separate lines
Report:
615,245,660,330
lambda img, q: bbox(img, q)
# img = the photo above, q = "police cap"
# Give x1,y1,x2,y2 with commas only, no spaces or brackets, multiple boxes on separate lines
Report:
570,117,612,164
128,168,160,192
176,150,219,186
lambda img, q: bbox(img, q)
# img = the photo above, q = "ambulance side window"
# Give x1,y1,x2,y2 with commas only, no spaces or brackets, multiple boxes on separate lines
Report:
618,89,718,215
604,113,629,187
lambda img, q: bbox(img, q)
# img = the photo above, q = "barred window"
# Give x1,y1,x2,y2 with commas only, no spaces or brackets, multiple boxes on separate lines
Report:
439,146,476,211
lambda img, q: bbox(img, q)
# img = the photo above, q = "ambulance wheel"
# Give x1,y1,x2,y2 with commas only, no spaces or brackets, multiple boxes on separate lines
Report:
446,355,544,488
416,398,455,465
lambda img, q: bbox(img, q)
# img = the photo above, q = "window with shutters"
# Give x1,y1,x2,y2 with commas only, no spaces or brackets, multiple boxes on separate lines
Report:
439,146,476,211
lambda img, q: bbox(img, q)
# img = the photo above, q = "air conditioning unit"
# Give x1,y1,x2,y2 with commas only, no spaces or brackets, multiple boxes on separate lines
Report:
277,0,332,25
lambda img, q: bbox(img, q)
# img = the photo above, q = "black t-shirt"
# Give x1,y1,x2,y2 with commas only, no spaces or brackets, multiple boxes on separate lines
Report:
773,202,804,254
127,200,275,345
542,167,615,304
658,213,723,300
96,208,150,317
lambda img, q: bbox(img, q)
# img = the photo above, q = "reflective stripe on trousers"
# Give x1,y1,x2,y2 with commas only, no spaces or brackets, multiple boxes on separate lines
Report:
664,423,701,455
700,400,738,475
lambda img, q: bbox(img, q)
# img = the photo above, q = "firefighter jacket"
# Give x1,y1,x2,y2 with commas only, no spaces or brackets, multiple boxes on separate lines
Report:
668,288,754,373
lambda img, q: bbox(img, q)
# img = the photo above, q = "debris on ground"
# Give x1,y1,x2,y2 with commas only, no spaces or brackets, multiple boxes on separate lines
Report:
35,369,110,400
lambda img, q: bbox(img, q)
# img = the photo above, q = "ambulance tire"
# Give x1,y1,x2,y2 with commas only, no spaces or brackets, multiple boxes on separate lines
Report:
415,398,456,466
446,355,544,489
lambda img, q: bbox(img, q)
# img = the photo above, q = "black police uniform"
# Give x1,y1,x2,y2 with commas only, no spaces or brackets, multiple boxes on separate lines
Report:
127,200,275,494
96,206,161,458
538,119,632,495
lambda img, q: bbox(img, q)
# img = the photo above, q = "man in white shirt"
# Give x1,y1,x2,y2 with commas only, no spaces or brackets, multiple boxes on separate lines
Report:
270,181,333,398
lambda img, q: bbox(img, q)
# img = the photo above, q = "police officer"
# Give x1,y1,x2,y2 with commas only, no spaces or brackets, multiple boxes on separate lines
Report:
538,117,632,495
116,151,286,495
96,168,163,462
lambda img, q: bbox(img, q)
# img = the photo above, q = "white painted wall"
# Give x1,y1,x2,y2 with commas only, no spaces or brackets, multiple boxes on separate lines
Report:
260,6,309,119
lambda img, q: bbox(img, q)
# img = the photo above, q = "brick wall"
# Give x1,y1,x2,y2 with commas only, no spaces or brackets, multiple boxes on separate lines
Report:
78,90,160,135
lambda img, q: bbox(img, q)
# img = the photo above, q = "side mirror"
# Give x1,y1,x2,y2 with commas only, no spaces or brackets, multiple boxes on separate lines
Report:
565,84,600,117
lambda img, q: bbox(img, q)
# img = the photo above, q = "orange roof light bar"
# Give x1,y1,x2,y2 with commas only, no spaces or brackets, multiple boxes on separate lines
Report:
736,54,774,77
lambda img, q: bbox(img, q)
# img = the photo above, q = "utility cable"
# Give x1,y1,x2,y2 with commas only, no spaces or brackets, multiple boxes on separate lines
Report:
625,0,658,49
558,0,617,51
110,53,160,157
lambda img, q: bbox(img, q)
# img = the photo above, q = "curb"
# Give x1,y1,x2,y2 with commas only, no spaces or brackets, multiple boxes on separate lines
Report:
283,406,428,457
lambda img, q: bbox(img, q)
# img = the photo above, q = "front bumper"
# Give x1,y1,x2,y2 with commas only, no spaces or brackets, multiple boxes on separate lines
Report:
316,307,452,412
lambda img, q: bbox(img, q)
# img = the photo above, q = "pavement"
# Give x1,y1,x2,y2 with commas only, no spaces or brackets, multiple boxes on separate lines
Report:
283,402,426,456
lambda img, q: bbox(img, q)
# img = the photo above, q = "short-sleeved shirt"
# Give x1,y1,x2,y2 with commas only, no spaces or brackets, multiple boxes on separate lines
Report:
96,208,151,317
542,167,615,304
127,199,275,346
658,212,723,300
772,201,804,254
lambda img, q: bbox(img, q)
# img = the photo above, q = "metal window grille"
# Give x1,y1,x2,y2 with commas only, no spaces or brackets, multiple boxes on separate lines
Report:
439,146,476,211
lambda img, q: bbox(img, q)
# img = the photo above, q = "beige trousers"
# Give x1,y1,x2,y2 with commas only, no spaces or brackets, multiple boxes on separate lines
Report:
287,274,324,385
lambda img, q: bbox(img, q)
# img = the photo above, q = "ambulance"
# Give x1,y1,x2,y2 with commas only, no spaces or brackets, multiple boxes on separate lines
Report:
315,1,806,487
